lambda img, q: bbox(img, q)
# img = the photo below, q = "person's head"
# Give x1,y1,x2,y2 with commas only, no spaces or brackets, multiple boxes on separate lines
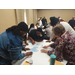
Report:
36,28,42,36
50,17,59,27
40,17,42,20
52,24,66,37
6,22,28,38
36,23,39,28
44,17,45,19
30,24,34,28
72,16,75,20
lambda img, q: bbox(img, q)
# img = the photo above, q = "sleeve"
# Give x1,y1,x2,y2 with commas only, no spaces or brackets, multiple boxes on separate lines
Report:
50,43,56,48
46,19,47,23
50,28,54,41
22,45,25,50
49,38,65,61
29,31,33,37
8,47,25,60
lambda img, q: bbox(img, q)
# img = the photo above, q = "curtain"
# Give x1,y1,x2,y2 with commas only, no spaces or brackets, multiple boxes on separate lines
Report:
15,9,26,24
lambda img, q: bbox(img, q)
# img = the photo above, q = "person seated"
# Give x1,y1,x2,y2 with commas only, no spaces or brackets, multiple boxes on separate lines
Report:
35,23,39,29
28,23,35,33
58,16,65,22
45,23,57,43
43,23,48,29
28,28,45,44
41,24,75,65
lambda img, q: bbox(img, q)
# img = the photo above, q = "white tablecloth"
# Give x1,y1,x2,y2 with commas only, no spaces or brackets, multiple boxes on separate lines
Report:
12,40,67,65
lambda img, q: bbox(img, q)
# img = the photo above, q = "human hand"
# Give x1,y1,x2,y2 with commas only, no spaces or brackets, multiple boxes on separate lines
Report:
32,40,35,44
25,52,33,56
46,40,51,42
41,49,48,53
23,45,26,47
26,42,29,45
43,45,48,48
24,48,30,51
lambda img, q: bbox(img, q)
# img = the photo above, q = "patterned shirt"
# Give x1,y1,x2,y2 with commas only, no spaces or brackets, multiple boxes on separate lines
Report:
47,31,75,62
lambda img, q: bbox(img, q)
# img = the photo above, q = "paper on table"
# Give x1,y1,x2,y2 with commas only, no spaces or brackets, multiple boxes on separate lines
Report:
23,61,29,65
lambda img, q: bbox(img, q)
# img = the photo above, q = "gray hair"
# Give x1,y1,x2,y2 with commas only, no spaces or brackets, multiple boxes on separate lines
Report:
52,24,65,36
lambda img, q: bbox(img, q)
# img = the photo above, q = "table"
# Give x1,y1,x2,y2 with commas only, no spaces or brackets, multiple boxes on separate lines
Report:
12,40,67,65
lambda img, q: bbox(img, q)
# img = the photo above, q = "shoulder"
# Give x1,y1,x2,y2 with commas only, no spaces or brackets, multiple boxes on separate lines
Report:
31,29,36,32
29,29,36,34
7,31,22,47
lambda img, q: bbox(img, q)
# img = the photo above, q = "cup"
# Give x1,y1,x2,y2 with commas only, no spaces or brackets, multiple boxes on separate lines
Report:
50,54,56,65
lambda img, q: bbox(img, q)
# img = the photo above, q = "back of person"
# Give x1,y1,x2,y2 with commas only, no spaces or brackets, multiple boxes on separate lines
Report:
62,32,75,61
68,20,75,28
29,29,44,41
45,26,52,37
60,21,75,36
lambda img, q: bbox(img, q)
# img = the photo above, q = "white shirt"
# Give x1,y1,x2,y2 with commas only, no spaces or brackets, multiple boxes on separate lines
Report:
60,22,75,35
50,21,75,41
29,28,35,33
39,20,42,26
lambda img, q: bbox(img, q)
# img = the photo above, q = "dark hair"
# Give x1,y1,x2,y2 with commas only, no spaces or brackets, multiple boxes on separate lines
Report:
40,17,42,19
6,22,28,36
6,26,21,36
28,24,34,33
37,28,42,32
36,23,39,26
30,24,34,28
52,24,65,36
50,17,59,27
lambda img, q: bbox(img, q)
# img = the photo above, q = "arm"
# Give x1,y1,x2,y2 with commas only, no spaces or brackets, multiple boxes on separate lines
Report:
25,39,29,45
28,36,35,44
48,38,65,61
8,48,25,60
8,48,33,60
35,39,43,42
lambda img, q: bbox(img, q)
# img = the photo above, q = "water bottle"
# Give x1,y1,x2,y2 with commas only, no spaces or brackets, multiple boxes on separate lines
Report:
50,54,56,65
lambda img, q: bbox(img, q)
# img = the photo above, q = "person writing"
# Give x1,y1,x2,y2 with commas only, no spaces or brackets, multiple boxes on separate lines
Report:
41,24,75,65
28,28,44,44
0,22,33,65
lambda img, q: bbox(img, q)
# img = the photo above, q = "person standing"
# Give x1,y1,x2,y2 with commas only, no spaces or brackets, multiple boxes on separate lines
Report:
39,17,42,28
42,17,47,26
68,16,75,29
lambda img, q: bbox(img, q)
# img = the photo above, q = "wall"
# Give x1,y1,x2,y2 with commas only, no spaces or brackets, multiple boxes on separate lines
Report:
16,9,24,24
37,9,75,23
33,9,37,25
26,9,37,25
0,9,17,33
29,9,34,25
26,9,34,25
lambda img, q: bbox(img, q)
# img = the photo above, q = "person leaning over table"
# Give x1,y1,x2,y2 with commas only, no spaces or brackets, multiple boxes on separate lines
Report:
0,22,33,65
46,16,75,43
28,28,44,44
41,24,75,65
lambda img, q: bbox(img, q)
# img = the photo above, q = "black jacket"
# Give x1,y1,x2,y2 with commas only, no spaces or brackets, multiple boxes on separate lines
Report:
42,19,47,26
